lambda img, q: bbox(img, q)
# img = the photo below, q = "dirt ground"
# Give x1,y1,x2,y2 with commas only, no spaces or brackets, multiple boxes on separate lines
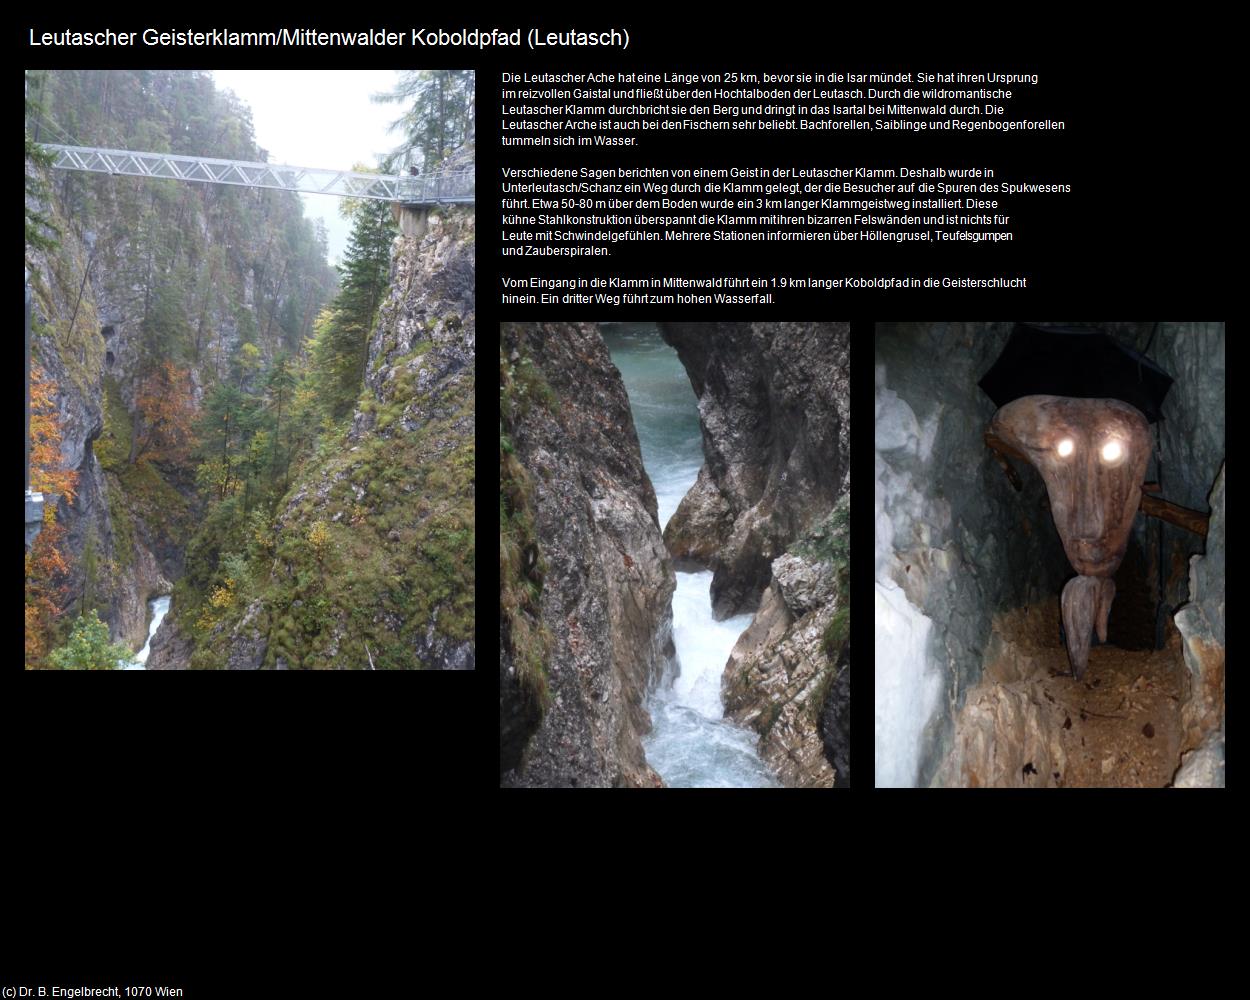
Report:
1035,642,1185,787
945,600,1189,788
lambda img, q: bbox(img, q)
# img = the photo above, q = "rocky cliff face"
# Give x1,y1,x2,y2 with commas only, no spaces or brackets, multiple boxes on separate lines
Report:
659,322,850,618
26,194,178,655
1173,462,1224,785
722,546,845,787
500,322,675,787
656,323,851,788
26,71,337,667
1139,323,1225,614
875,324,1073,786
163,204,476,670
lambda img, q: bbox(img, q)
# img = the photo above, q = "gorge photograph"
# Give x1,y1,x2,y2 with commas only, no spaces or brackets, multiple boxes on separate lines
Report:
500,321,849,788
24,69,475,669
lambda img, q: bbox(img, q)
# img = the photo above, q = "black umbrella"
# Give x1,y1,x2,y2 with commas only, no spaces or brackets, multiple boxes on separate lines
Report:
978,324,1174,422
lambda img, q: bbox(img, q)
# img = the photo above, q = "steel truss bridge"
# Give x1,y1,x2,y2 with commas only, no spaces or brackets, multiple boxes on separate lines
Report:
43,143,474,205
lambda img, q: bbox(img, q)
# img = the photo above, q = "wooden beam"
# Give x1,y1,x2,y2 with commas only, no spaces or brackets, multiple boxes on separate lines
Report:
985,430,1028,463
984,431,1024,491
1140,492,1209,537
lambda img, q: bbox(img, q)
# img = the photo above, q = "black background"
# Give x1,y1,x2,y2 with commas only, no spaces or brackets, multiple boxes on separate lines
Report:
17,12,1229,892
488,25,1224,317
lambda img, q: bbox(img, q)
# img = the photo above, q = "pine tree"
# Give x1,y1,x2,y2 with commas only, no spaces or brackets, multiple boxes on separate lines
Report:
265,353,297,493
199,383,246,500
25,72,60,256
374,70,475,171
310,198,395,420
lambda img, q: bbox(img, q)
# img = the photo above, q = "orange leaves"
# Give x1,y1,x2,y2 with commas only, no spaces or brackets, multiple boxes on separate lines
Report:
136,361,197,464
25,509,70,667
29,362,76,504
26,363,76,666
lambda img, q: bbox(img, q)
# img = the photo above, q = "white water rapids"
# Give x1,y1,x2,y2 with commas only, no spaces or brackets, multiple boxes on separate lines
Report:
605,324,777,787
118,595,170,670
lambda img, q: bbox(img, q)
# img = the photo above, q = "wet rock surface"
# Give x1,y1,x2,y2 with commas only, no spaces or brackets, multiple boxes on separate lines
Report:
1146,324,1225,611
873,324,1159,785
144,613,195,670
659,322,850,618
819,647,851,788
1173,723,1225,788
722,549,841,787
114,539,173,653
654,323,850,788
1174,463,1225,773
500,322,675,788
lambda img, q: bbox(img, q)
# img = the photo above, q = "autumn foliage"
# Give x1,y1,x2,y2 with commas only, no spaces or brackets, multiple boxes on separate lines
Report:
29,362,76,503
26,363,77,666
136,361,197,463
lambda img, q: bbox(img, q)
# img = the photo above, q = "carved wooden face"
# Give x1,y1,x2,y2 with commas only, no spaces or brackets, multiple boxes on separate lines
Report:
991,395,1150,577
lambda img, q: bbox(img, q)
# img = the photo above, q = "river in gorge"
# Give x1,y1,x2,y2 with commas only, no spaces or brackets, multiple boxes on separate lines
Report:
118,595,171,670
603,323,778,787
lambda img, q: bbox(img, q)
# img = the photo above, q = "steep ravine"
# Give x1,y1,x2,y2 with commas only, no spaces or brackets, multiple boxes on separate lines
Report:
659,323,851,788
605,325,776,788
150,202,476,669
25,69,337,666
27,176,189,655
500,322,850,788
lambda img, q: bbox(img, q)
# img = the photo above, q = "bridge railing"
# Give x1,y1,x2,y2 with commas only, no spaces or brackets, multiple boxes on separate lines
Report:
43,144,474,204
398,170,476,204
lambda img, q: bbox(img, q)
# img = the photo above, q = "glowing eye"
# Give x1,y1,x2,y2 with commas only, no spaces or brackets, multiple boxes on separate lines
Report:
1101,441,1122,462
1056,438,1074,457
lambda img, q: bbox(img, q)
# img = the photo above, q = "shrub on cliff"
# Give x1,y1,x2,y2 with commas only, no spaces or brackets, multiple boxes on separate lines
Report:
49,611,133,670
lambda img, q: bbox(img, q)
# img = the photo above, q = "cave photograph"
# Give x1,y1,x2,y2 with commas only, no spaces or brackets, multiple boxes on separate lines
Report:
875,322,1224,788
500,322,849,788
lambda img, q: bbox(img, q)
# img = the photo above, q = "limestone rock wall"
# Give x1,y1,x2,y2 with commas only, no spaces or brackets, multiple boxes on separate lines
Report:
500,322,676,787
875,323,1073,786
1143,323,1226,612
1173,462,1225,783
654,323,851,788
180,204,477,671
722,550,843,787
26,199,173,654
659,322,850,618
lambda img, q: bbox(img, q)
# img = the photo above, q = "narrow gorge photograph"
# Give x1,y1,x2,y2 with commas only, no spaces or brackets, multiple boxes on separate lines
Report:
500,321,849,788
24,69,475,669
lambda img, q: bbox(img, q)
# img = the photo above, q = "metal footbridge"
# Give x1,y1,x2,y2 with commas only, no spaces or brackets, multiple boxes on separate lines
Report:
43,143,474,205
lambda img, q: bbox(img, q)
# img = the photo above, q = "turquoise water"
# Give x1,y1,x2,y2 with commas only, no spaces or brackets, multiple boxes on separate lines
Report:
602,323,705,528
604,323,778,788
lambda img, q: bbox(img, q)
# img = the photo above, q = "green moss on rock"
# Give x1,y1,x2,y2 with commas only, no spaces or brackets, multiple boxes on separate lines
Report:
823,604,849,662
29,202,104,399
499,348,552,709
96,377,132,472
104,473,134,568
186,366,474,669
117,458,192,545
